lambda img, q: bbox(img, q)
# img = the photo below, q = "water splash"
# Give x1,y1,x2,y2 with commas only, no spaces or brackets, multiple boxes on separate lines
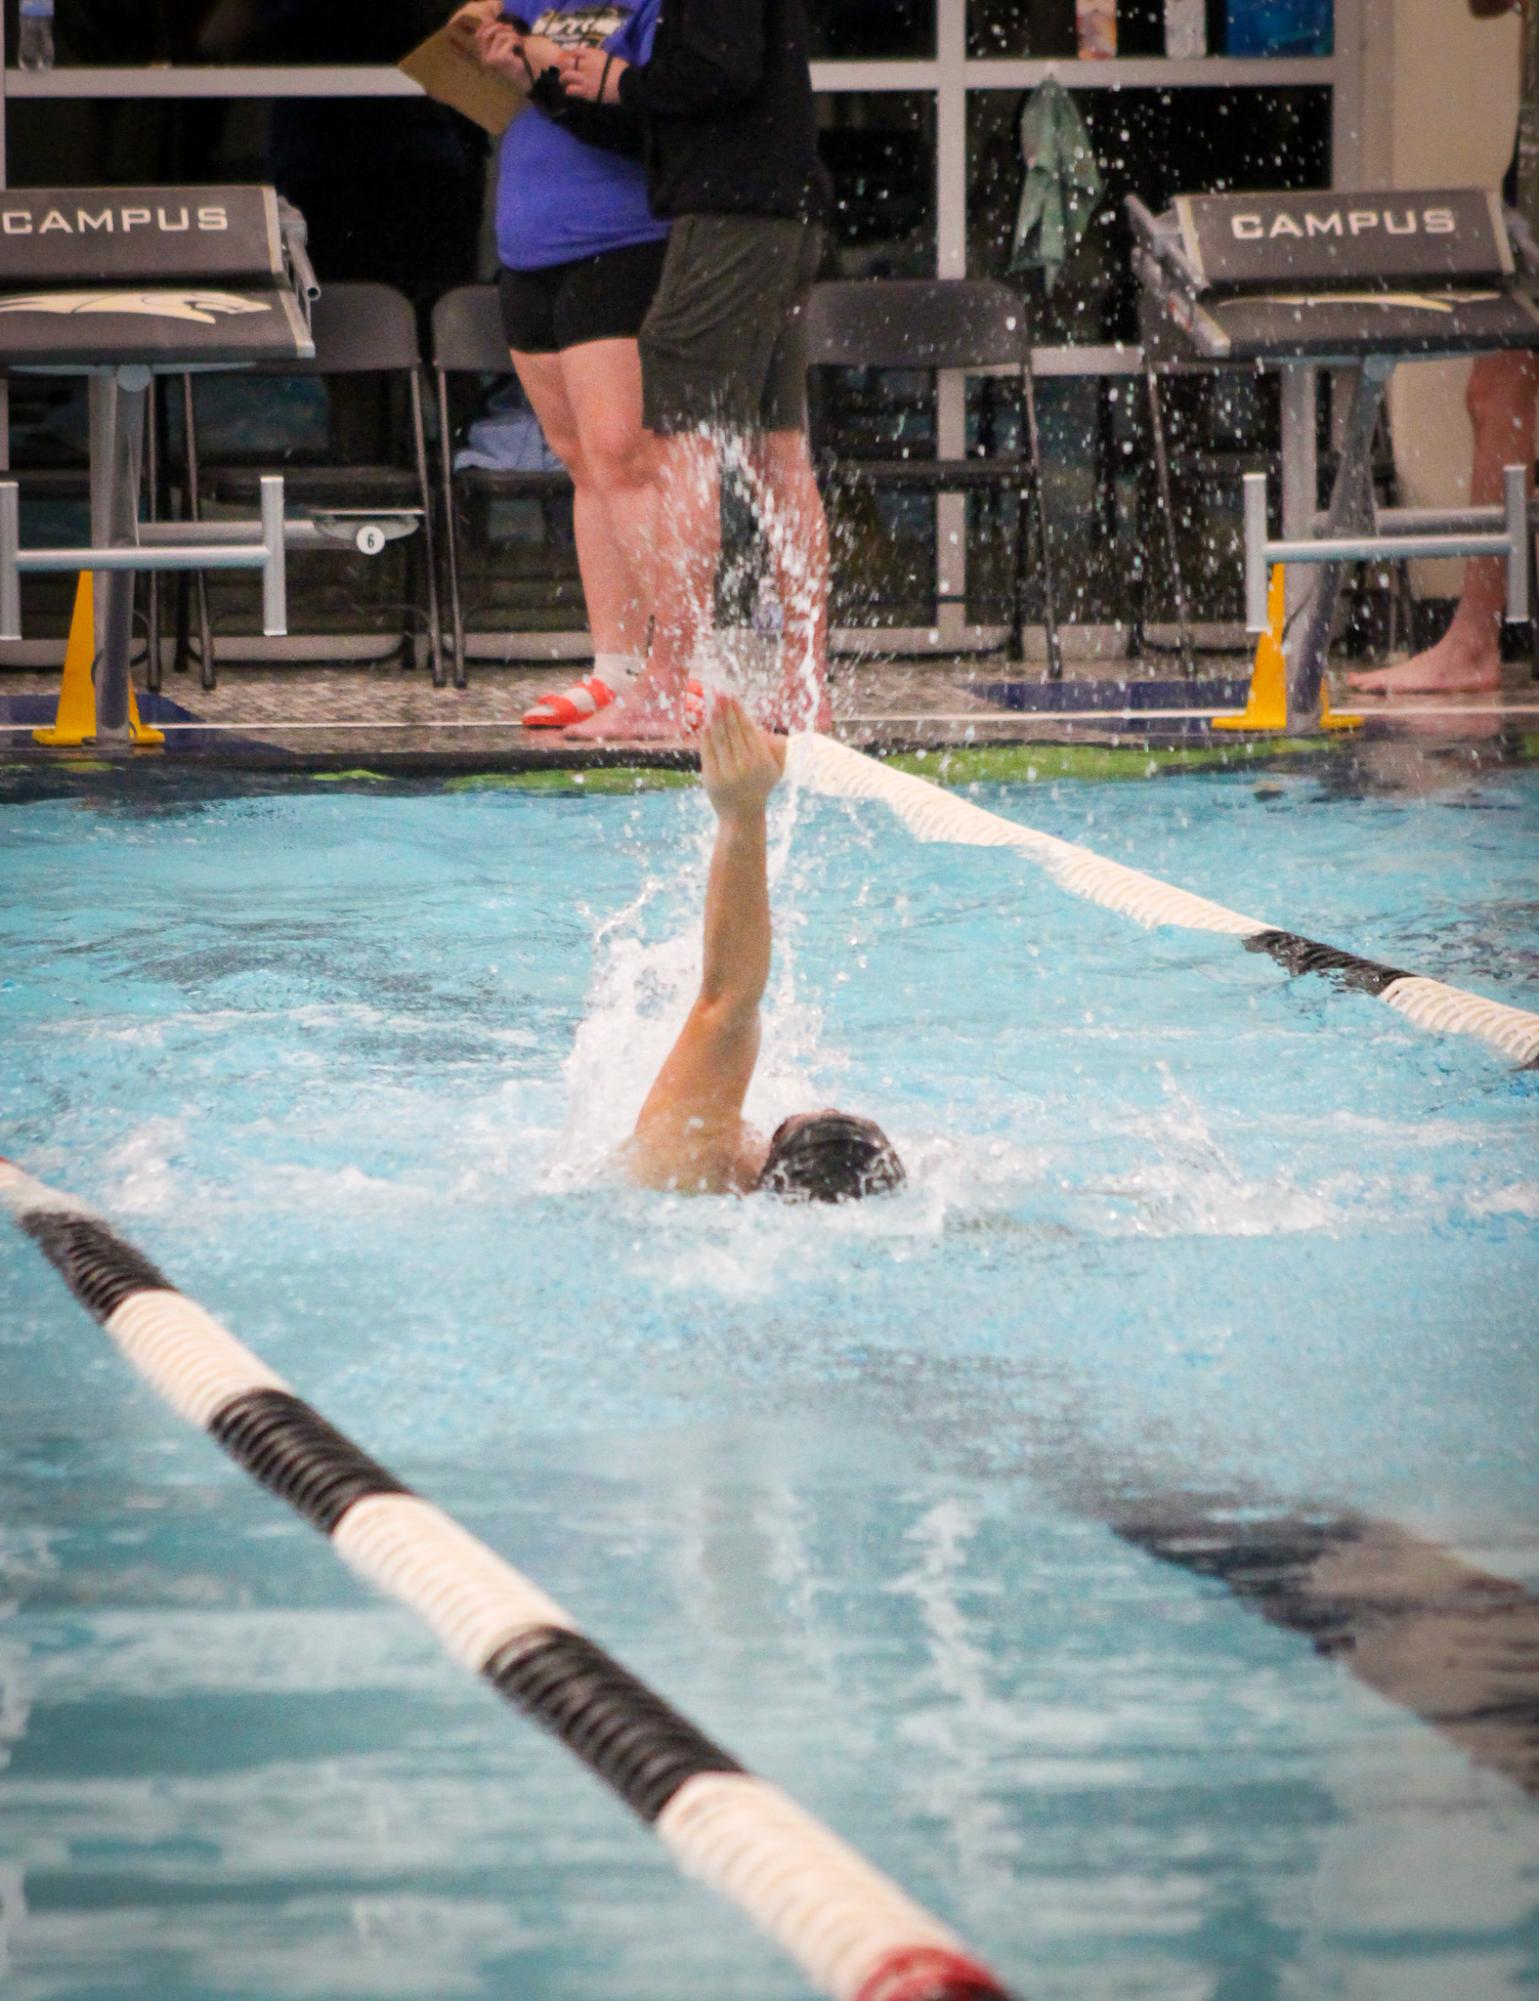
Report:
545,772,831,1191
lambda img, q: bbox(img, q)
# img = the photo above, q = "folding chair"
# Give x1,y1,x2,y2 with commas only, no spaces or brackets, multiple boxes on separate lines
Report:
431,284,576,688
173,281,443,687
803,278,1061,670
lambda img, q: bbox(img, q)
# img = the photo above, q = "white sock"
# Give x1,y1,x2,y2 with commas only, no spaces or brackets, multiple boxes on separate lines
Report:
592,652,642,691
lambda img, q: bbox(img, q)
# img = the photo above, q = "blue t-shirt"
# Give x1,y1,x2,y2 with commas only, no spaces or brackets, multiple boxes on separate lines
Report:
496,1,667,272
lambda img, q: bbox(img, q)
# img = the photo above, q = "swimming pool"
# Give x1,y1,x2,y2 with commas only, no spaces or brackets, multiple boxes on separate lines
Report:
2,754,1537,2000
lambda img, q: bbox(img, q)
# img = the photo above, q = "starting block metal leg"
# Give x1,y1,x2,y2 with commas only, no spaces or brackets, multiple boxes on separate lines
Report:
0,484,19,642
90,367,150,744
1144,364,1195,679
260,476,287,638
1278,366,1318,658
1284,359,1388,730
3,368,293,749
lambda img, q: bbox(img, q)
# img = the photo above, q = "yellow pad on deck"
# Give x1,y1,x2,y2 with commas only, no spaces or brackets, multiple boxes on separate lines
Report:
1213,567,1360,734
33,573,164,748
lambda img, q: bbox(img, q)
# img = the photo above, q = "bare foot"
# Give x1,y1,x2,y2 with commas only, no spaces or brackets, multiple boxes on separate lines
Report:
1347,626,1503,697
564,673,693,742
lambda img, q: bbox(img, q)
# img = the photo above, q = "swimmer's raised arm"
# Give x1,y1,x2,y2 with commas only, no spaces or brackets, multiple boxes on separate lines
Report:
628,696,787,1193
696,695,784,1015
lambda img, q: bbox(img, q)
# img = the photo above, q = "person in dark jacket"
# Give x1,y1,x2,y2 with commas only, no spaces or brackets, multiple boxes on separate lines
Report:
556,0,834,741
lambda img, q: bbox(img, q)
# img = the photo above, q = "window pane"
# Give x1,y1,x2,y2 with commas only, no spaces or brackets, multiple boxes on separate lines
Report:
2,0,450,64
967,85,1331,341
968,0,1079,59
818,91,936,281
4,0,951,65
7,96,489,314
962,369,1283,631
814,92,939,629
968,1,1333,58
965,85,1327,630
812,0,936,61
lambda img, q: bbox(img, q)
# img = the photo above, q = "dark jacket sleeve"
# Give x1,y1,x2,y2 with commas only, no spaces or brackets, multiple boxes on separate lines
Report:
616,0,766,117
526,67,647,157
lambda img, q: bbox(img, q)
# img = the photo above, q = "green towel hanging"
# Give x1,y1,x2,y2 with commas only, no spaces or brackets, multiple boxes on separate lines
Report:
1008,77,1104,294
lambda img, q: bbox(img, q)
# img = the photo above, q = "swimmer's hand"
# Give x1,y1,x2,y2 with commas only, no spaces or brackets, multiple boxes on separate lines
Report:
700,694,787,824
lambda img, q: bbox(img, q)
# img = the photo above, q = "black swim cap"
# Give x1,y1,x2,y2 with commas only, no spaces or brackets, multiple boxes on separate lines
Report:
756,1112,906,1204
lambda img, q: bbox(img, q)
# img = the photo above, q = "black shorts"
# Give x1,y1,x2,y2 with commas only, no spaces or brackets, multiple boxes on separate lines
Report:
497,237,669,356
639,215,824,436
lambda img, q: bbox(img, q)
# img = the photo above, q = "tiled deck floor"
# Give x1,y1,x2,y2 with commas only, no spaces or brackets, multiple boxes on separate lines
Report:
3,652,1538,767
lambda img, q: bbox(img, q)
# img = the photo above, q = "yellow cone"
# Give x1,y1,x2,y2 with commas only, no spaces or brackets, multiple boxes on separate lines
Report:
1213,566,1360,733
33,572,164,747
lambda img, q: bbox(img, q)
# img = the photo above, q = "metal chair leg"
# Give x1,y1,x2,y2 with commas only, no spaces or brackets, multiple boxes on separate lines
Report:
437,368,468,689
1283,358,1388,723
411,370,447,687
180,374,215,691
1144,364,1195,680
144,377,163,694
1021,350,1063,680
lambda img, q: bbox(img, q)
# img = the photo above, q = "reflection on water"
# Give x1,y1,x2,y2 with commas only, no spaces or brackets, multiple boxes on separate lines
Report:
7,1421,1538,2001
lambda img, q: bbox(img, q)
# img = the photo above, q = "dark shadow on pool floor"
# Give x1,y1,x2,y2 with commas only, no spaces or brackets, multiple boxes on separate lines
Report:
1116,1505,1539,1798
839,1352,1539,1801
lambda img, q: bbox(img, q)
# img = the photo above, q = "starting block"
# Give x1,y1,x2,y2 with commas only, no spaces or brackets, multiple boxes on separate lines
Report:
1133,185,1539,731
0,185,318,745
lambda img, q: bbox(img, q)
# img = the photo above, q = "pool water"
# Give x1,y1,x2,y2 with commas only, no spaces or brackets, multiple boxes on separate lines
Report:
2,758,1537,2001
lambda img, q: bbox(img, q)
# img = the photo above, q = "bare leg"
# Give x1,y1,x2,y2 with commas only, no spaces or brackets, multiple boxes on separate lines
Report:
1349,351,1539,696
567,428,720,741
511,345,654,657
738,428,832,732
557,339,657,657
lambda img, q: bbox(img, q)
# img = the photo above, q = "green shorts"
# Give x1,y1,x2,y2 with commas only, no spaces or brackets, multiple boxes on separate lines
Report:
639,214,824,436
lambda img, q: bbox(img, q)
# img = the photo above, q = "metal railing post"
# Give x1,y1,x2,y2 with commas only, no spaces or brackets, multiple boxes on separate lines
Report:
1244,473,1270,635
0,482,19,642
1505,464,1530,625
260,476,287,637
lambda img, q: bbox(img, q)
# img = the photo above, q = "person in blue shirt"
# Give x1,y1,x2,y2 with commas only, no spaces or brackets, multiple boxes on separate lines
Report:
450,1,667,727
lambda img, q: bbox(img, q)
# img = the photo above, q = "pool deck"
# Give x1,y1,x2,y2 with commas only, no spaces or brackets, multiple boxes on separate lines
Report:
3,652,1537,773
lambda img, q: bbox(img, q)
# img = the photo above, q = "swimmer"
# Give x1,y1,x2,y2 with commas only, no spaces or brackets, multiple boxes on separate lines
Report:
625,693,905,1200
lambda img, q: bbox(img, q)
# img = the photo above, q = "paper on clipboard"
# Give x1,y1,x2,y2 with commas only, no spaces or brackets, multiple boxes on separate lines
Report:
399,24,529,136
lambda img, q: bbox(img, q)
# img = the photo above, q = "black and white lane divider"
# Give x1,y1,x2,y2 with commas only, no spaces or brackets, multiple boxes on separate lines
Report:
790,734,1539,1069
0,1158,1015,2001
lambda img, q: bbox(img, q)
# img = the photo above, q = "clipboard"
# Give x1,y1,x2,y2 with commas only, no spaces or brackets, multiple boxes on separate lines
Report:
399,23,530,136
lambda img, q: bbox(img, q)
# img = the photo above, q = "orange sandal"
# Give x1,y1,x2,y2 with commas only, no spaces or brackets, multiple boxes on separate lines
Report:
521,675,618,729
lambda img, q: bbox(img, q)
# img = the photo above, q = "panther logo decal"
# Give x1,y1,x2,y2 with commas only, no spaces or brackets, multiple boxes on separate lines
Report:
0,290,272,326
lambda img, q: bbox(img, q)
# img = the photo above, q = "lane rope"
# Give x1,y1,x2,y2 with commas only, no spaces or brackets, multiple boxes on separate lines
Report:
0,1157,1015,2001
790,733,1539,1068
